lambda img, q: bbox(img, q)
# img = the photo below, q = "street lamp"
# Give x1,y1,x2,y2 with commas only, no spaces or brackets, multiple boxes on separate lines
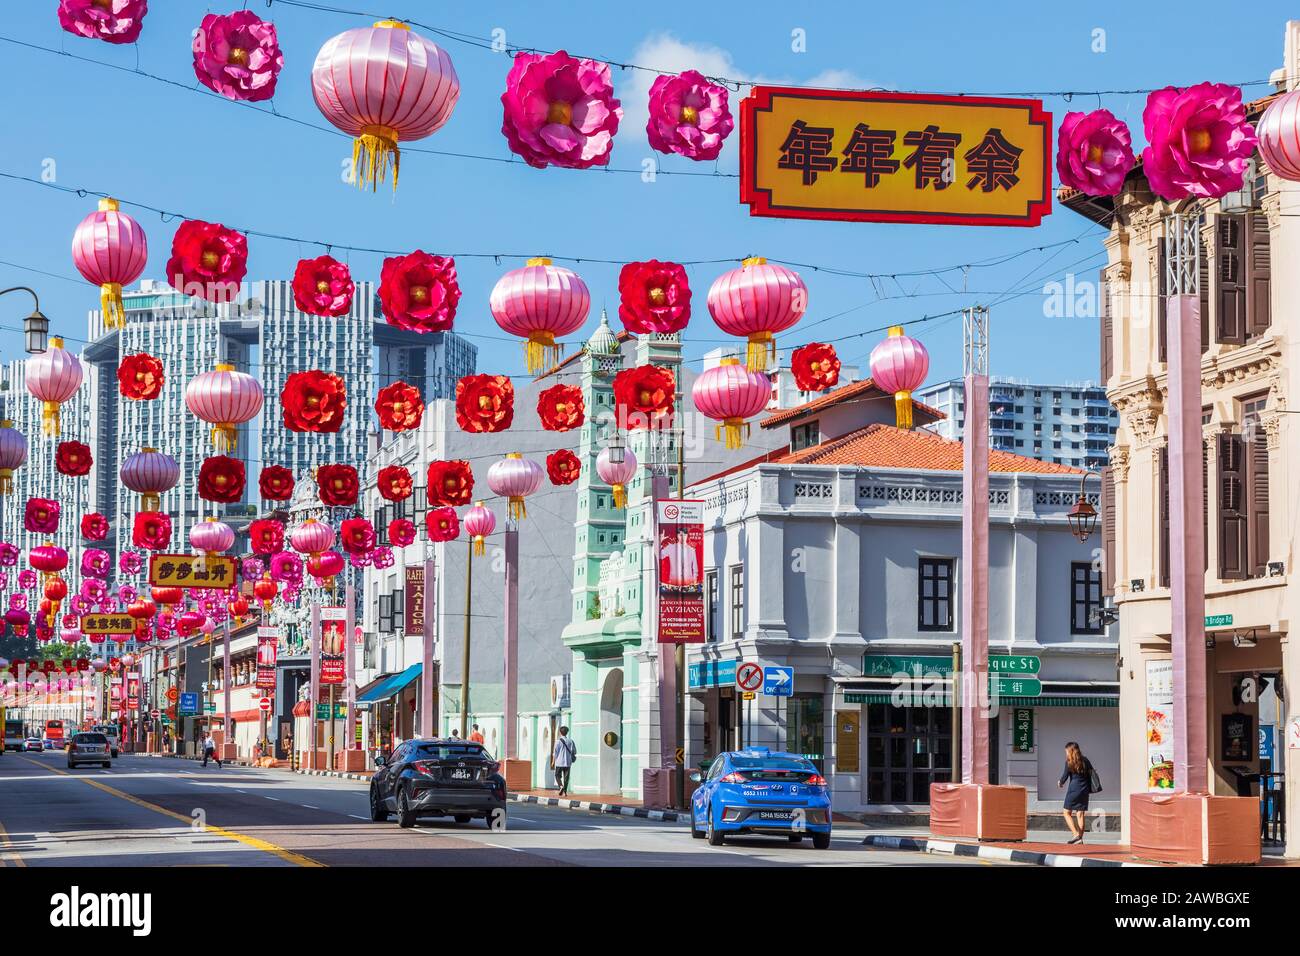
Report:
1066,470,1100,542
0,286,50,354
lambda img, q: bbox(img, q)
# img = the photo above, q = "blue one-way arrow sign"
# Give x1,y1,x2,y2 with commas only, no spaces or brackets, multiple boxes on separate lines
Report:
763,666,794,697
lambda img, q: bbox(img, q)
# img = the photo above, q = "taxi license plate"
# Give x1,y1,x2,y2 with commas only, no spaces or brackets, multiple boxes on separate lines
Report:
450,769,471,780
756,810,792,820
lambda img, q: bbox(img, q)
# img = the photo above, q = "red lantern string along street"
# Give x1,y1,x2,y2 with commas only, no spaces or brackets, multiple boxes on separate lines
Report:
120,447,179,511
71,198,148,330
487,453,544,521
869,326,931,430
0,421,28,495
707,258,808,372
618,260,691,335
546,449,581,486
25,338,83,436
281,370,346,433
692,357,772,449
613,365,675,431
312,20,460,192
1256,88,1300,181
166,220,247,302
292,255,355,316
375,381,424,432
185,363,264,453
490,258,591,374
379,251,461,333
189,518,235,562
463,502,496,556
427,460,474,507
791,343,841,392
456,374,514,433
57,0,148,44
596,446,638,509
117,352,164,400
426,506,459,543
258,465,294,502
253,574,278,614
501,51,622,170
537,384,584,432
192,10,283,103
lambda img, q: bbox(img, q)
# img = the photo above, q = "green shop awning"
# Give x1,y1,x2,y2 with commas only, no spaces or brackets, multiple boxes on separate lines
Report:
356,663,422,705
842,692,1116,708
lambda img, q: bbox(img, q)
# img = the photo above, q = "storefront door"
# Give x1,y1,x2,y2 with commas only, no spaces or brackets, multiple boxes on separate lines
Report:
866,703,952,803
789,693,825,772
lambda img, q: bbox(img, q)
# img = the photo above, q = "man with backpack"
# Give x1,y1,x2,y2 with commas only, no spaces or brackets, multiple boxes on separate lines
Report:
551,726,577,796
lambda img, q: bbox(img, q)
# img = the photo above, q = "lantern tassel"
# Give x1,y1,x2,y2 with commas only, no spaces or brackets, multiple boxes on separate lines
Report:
895,390,914,430
211,422,237,454
612,483,627,509
746,332,775,372
0,468,11,495
525,331,560,376
716,418,749,451
41,401,61,437
473,535,486,557
508,496,527,521
141,492,160,513
353,124,401,193
100,282,125,331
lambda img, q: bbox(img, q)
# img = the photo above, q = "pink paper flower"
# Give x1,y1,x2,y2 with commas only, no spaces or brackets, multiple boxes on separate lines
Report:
0,543,18,567
24,498,60,535
647,70,734,161
1141,83,1258,200
57,0,147,45
371,546,394,569
18,570,37,590
118,551,142,575
292,255,355,317
501,51,622,169
270,551,303,586
241,557,265,581
81,549,110,579
192,11,283,103
1055,109,1135,196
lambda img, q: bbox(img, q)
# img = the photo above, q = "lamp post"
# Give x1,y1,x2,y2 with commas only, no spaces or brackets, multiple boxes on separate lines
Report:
0,286,50,354
1066,471,1101,542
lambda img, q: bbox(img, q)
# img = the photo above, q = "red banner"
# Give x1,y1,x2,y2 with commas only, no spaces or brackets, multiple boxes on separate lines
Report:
319,607,346,685
256,626,278,689
656,500,705,644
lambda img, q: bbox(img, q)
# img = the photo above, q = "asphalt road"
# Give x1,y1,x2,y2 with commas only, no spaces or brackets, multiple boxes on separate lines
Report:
0,751,998,867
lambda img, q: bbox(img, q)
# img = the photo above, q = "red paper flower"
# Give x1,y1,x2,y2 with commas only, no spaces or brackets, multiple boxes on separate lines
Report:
791,343,841,392
378,251,461,333
55,441,93,477
388,518,417,548
613,364,675,430
455,374,514,433
339,517,376,556
546,449,582,485
281,370,346,433
426,506,460,542
258,465,294,501
537,383,585,432
316,464,359,507
249,519,285,555
24,498,60,534
376,465,414,502
165,219,247,303
198,455,246,503
81,512,109,541
117,353,164,401
427,460,474,507
375,381,425,432
618,260,691,334
132,511,171,551
292,255,355,317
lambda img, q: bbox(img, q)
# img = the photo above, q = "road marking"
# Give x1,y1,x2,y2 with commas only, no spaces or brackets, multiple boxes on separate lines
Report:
16,756,321,868
348,814,367,820
303,805,318,810
264,796,280,801
0,820,24,867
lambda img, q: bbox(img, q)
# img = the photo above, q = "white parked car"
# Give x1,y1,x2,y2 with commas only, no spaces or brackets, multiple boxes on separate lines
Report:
90,724,120,758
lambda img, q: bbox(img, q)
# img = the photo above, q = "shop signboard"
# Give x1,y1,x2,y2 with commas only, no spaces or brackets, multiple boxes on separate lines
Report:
1012,708,1034,753
656,500,705,643
315,703,347,720
148,553,236,589
688,659,738,690
1145,660,1175,792
835,711,861,773
80,614,135,636
405,565,425,634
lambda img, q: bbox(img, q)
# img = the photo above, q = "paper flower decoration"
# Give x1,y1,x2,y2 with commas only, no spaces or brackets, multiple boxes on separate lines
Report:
613,365,675,430
647,70,733,161
281,370,346,433
427,460,474,507
1141,83,1258,200
55,441,93,477
198,456,246,503
1055,109,1135,197
501,51,622,169
166,220,247,302
117,353,164,401
249,519,285,555
376,465,413,502
426,506,460,543
58,0,147,44
316,463,359,506
192,10,283,103
240,558,264,582
269,551,303,585
81,549,110,580
258,465,294,501
371,547,394,570
537,383,584,432
619,260,691,334
339,517,376,556
132,512,171,551
375,381,424,431
388,518,417,548
81,513,108,541
118,551,142,575
791,343,841,392
546,449,581,486
292,255,355,317
25,498,60,534
379,251,461,333
456,374,514,434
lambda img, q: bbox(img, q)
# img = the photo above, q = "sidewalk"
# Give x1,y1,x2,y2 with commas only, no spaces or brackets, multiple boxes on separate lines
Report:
509,786,687,822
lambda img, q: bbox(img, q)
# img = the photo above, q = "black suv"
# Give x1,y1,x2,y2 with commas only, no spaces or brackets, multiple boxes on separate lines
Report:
369,739,507,829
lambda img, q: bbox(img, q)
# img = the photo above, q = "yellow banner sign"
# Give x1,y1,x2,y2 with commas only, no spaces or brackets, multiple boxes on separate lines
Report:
148,553,237,589
81,613,136,635
740,87,1051,227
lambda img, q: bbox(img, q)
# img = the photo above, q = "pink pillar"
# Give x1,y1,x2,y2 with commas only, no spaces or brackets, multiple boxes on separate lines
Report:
309,602,320,770
961,371,990,784
420,558,436,739
1168,294,1208,793
222,620,231,743
345,583,356,749
652,475,678,779
503,527,520,760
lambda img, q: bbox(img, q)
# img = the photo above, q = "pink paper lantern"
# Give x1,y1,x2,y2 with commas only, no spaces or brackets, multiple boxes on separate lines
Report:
71,198,148,331
0,420,28,496
707,258,807,372
463,502,496,556
596,446,638,509
869,326,930,430
489,258,591,375
189,518,235,558
1256,88,1300,182
487,453,544,522
120,447,179,511
184,363,264,453
290,518,335,558
25,337,84,436
692,358,772,449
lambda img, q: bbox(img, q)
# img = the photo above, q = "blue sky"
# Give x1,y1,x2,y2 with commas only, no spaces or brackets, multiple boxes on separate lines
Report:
0,1,1293,386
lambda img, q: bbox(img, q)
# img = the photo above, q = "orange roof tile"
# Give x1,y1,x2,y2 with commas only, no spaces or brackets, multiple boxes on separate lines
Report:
761,377,945,429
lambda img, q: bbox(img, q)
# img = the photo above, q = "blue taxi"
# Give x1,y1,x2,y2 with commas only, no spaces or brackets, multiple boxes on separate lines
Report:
690,748,832,849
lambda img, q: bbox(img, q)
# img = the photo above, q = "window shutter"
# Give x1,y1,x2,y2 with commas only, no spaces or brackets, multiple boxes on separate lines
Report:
1215,214,1246,345
1101,466,1116,597
1217,432,1248,579
1246,211,1271,339
1099,268,1113,384
1198,227,1210,353
1246,433,1270,576
1158,446,1170,588
1157,239,1168,362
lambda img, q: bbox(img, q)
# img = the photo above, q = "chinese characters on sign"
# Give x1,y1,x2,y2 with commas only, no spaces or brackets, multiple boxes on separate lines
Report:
656,500,705,644
148,553,237,589
80,614,136,635
319,606,346,685
256,626,278,689
741,88,1051,226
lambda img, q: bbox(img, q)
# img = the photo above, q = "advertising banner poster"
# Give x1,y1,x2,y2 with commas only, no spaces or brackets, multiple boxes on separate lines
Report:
656,499,705,644
256,626,278,689
1145,659,1175,792
319,606,346,685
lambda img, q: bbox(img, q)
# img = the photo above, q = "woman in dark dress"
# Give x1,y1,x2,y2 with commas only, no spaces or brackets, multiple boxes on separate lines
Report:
1057,741,1092,844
